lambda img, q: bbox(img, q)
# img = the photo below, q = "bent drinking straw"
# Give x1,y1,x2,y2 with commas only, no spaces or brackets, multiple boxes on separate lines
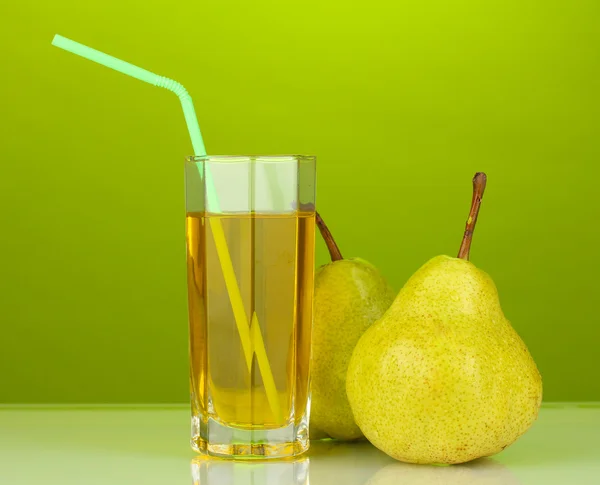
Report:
51,34,282,423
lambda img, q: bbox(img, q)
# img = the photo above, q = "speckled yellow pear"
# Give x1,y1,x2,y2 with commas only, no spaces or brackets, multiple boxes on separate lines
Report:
310,213,396,441
346,173,542,464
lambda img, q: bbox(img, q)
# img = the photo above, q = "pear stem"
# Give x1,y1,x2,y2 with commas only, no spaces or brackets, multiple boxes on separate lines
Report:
457,172,487,261
315,212,343,261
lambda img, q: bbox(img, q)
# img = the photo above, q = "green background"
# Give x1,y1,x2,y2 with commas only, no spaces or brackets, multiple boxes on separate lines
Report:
1,0,599,403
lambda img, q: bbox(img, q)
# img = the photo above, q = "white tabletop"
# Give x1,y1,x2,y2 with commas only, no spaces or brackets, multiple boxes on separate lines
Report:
1,403,598,484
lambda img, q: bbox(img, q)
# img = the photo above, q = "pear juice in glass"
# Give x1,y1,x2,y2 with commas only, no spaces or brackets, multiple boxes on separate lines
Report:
185,155,316,458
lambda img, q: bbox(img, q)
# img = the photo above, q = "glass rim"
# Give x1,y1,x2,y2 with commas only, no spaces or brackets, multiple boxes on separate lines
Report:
186,154,316,164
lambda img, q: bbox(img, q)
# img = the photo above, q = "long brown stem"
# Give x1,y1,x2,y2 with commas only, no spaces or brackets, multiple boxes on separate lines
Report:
315,212,343,261
457,172,487,260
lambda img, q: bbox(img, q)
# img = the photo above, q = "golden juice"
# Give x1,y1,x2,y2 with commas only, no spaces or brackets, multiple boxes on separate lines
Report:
187,211,315,445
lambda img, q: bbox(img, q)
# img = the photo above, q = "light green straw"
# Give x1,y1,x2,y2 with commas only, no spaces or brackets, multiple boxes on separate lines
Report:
51,34,282,423
52,35,206,156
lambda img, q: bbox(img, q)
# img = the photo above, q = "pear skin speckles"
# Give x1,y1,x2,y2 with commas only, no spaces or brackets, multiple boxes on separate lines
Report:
346,255,542,464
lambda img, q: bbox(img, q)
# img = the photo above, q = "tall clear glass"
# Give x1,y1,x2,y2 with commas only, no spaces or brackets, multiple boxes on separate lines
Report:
185,155,316,459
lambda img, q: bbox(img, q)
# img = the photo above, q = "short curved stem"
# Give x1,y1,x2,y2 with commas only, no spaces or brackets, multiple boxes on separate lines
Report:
458,172,487,260
315,212,343,261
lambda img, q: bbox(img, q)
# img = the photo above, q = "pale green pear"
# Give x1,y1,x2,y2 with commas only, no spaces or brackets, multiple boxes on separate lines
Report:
346,173,542,465
310,213,395,441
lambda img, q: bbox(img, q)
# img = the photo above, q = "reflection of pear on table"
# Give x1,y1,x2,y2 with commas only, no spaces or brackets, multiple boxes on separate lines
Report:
347,173,543,465
307,441,395,485
366,458,521,485
310,213,395,441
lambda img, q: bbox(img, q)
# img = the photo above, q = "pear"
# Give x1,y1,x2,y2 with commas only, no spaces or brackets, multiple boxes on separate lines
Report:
310,212,396,441
346,173,542,465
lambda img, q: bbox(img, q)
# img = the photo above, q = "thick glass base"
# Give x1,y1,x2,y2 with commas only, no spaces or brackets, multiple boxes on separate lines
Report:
191,417,309,459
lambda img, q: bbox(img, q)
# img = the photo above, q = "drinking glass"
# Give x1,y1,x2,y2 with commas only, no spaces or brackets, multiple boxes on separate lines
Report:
185,155,316,458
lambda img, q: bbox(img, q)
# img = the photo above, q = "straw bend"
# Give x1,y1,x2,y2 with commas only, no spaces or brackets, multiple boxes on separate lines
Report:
154,76,192,101
154,76,206,157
